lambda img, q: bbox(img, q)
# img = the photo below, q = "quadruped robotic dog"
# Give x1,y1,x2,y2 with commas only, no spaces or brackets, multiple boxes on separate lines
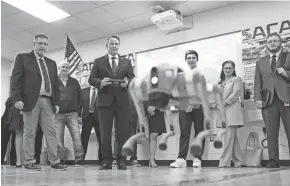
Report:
122,63,227,157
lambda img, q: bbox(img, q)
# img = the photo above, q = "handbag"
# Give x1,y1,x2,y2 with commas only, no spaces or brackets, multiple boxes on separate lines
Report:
243,132,263,167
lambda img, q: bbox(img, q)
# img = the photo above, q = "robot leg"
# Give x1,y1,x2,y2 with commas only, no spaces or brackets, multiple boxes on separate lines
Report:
122,78,150,157
212,84,227,149
190,129,211,157
122,133,146,157
159,111,175,150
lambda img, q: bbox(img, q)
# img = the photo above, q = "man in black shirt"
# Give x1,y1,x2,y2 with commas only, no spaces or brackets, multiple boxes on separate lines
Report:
55,61,85,166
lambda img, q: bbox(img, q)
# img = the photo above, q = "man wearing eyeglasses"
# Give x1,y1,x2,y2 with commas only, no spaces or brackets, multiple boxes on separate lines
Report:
254,33,290,168
89,35,135,170
11,34,66,171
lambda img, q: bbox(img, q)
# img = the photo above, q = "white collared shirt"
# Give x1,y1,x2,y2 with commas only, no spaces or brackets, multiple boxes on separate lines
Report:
269,50,281,65
89,87,97,107
34,51,52,97
108,53,119,68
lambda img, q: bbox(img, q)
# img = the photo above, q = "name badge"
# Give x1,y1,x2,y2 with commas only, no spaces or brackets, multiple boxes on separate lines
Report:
284,102,290,107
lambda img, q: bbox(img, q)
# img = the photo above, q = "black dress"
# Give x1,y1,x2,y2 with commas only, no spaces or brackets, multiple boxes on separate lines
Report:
9,107,23,131
144,102,167,135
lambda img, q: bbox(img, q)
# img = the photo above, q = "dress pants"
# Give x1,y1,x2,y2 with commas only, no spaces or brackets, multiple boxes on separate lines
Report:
177,107,205,160
261,91,290,164
81,113,102,161
98,100,129,164
219,126,243,167
22,97,60,165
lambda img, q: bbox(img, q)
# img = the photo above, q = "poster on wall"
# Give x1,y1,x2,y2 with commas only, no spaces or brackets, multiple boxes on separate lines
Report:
71,53,137,88
241,20,290,122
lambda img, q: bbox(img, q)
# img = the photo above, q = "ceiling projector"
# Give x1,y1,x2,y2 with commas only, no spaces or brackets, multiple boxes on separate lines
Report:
151,7,184,34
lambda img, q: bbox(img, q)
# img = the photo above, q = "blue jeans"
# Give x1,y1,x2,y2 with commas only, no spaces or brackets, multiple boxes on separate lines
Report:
55,112,84,161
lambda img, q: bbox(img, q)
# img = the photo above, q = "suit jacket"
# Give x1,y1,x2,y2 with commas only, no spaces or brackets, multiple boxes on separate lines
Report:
88,54,135,108
254,51,290,105
11,51,60,112
222,77,244,127
80,87,98,121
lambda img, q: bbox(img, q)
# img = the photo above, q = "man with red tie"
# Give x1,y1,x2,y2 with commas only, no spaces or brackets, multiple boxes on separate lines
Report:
89,35,134,170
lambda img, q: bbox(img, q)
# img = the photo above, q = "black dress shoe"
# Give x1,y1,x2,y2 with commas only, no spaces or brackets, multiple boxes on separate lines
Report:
99,163,112,170
117,164,127,170
266,160,280,168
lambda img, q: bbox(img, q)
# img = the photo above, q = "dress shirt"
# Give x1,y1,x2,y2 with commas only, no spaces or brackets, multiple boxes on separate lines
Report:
269,50,281,66
108,53,119,68
34,51,52,97
89,87,97,113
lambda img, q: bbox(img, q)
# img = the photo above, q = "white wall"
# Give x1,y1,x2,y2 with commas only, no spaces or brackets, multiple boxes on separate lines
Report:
1,58,12,116
46,1,290,65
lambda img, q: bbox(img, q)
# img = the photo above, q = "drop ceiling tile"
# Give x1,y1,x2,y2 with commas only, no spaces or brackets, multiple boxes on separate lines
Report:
69,27,109,44
10,31,36,45
170,3,194,17
48,1,97,15
75,7,119,27
1,37,26,51
1,2,21,17
90,1,115,7
30,24,67,39
98,20,134,35
101,1,149,19
4,11,46,29
152,1,187,10
1,22,24,38
51,16,93,34
184,1,231,13
122,12,153,29
47,37,67,52
1,48,19,61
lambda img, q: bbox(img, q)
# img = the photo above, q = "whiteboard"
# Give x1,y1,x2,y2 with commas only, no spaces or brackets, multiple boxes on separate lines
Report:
136,32,243,85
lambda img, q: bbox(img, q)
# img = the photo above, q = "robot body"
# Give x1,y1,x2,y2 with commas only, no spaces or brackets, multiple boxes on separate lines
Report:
122,63,227,157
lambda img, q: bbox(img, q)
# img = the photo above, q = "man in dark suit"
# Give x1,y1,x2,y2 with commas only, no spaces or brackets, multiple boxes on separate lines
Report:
80,86,102,162
11,34,66,171
254,33,290,168
89,35,135,170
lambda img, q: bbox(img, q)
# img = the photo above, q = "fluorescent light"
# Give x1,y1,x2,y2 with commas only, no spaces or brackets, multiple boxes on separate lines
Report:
3,0,70,23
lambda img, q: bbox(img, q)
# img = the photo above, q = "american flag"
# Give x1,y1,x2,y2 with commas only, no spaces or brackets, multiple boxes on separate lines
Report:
64,35,83,75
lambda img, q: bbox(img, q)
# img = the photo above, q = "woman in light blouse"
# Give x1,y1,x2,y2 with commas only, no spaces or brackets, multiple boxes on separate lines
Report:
218,60,244,168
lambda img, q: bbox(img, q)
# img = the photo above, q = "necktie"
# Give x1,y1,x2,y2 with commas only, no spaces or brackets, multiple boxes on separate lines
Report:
89,88,96,112
39,59,50,93
271,55,277,73
111,57,117,76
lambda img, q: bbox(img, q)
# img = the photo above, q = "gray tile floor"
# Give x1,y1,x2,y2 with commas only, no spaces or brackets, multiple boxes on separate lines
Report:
1,165,290,186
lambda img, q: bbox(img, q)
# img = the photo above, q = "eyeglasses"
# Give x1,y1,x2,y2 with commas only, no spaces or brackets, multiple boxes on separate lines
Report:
267,40,280,44
35,42,48,46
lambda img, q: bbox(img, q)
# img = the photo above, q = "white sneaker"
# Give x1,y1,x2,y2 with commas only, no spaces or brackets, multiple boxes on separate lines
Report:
192,158,201,168
170,158,187,168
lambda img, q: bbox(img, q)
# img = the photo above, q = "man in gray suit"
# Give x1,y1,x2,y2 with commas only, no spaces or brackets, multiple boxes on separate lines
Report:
254,33,290,168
